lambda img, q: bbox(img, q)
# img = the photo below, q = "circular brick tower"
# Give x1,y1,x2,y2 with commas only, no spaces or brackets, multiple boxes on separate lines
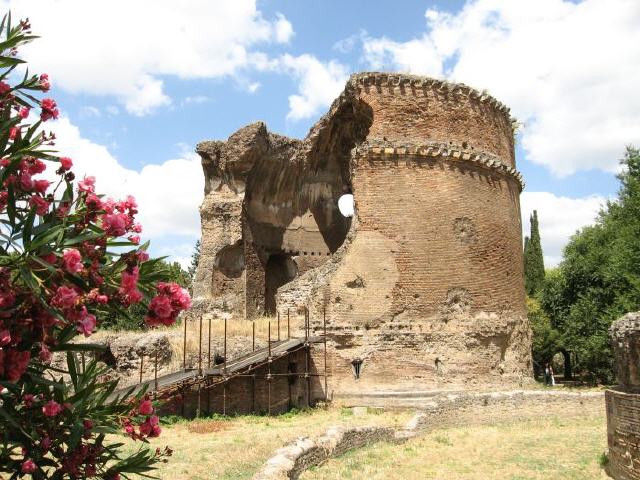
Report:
193,72,532,399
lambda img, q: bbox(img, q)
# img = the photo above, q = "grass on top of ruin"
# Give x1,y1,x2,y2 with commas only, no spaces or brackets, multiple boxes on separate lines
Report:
301,413,609,480
118,406,413,480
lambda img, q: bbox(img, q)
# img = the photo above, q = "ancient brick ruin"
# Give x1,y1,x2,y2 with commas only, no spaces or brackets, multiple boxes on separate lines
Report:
607,312,640,479
192,72,532,398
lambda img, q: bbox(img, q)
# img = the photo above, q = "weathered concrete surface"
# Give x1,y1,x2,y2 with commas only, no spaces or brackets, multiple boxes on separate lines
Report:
194,72,531,395
607,312,640,480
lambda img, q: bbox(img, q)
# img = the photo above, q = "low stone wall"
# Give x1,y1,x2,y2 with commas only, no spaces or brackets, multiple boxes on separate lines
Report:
253,389,603,480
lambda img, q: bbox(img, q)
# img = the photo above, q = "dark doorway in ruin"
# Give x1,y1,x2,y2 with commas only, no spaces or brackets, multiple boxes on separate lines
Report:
264,254,298,316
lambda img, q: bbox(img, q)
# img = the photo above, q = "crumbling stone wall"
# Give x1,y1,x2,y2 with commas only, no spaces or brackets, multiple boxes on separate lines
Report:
193,72,532,395
607,312,640,480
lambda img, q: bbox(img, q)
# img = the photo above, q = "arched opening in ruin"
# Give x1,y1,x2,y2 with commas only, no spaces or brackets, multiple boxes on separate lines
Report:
338,193,354,217
215,241,245,278
264,254,298,316
552,349,573,380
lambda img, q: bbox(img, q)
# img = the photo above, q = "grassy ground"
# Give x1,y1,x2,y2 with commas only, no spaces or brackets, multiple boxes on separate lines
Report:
120,407,413,480
301,413,609,480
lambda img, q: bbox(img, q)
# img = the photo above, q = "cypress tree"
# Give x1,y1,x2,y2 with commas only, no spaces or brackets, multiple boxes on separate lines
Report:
524,210,545,296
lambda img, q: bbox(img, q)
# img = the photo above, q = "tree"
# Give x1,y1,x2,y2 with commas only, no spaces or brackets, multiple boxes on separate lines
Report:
524,210,545,296
0,16,190,478
539,146,640,383
188,239,200,280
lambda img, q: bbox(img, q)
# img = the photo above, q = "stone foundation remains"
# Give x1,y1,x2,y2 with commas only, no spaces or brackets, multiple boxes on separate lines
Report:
254,389,603,480
193,72,532,396
607,312,640,480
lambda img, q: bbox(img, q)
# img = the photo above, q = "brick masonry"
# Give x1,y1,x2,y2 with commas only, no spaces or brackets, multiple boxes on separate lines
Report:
192,72,532,398
607,312,640,480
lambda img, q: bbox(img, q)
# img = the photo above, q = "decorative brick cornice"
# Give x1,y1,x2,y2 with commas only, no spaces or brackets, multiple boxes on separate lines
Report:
354,140,525,190
346,72,514,125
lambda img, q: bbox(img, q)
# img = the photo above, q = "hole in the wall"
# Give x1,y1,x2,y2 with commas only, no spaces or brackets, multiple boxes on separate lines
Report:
351,358,363,379
215,241,245,278
264,254,298,316
338,194,354,218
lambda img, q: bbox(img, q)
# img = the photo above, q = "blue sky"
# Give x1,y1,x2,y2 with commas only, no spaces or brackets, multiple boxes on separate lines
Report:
3,0,638,267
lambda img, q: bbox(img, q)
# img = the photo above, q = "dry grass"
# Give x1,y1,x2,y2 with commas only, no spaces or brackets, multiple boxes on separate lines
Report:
118,407,413,480
302,413,609,480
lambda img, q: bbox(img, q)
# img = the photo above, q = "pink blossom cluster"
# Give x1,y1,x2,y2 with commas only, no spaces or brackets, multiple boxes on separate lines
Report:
145,282,192,327
121,396,162,440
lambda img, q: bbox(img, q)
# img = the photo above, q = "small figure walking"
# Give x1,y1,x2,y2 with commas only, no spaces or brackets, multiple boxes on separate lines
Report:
544,363,551,386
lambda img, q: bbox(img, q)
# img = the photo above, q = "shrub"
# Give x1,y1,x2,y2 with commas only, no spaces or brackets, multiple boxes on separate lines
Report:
0,14,190,478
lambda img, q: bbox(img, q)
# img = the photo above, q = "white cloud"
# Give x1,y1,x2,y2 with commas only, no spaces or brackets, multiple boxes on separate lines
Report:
278,54,349,120
274,13,294,43
361,0,640,177
520,191,605,267
2,0,293,115
49,116,203,243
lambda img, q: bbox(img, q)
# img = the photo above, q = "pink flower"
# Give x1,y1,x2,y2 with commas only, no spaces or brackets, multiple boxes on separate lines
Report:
21,459,37,474
0,81,10,95
78,176,96,193
149,295,172,319
60,156,73,170
0,329,10,346
23,394,35,407
63,248,83,273
33,179,50,194
40,436,52,452
132,223,143,234
138,399,154,415
29,195,50,215
51,285,79,309
9,126,19,140
0,291,15,308
42,400,63,417
40,98,59,122
101,212,129,237
85,193,103,210
137,250,149,262
39,345,52,363
18,107,29,119
77,312,97,337
5,349,30,381
128,235,140,245
39,73,50,91
19,173,34,191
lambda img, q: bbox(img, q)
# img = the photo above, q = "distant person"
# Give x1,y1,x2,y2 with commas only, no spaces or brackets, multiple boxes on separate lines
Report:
550,364,556,386
544,363,550,386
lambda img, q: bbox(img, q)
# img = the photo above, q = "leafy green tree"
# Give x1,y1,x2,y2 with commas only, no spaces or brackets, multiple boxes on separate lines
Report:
539,146,640,383
187,239,200,284
527,296,561,375
524,210,545,296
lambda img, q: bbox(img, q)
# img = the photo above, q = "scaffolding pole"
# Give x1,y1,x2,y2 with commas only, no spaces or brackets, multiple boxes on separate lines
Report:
208,317,212,369
268,320,272,416
323,306,328,399
198,315,203,376
154,350,158,391
305,308,310,408
139,354,144,383
287,308,290,339
182,317,187,369
277,311,281,341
